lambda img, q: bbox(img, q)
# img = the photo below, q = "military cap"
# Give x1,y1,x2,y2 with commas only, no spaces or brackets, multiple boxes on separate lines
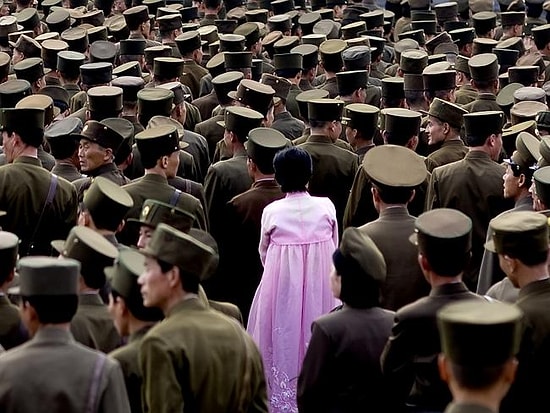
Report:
273,36,299,55
342,45,371,69
144,45,171,67
534,165,550,202
539,137,550,167
61,27,88,53
400,49,428,74
319,38,346,69
341,103,379,139
340,21,366,40
35,32,61,43
80,62,113,86
381,76,405,99
532,23,550,49
496,71,508,86
89,40,117,64
492,48,519,73
100,117,134,164
113,61,142,78
87,26,108,45
211,71,243,103
472,38,498,55
18,256,79,297
271,0,294,14
260,73,291,101
197,25,218,45
513,86,546,103
11,34,41,59
382,108,422,137
359,10,384,29
143,0,164,15
537,110,550,131
363,144,426,187
37,85,70,114
41,39,67,71
141,223,218,281
448,28,475,47
508,66,539,86
410,20,438,35
78,120,123,153
128,198,195,232
311,0,327,9
224,51,253,69
410,10,435,20
87,86,123,114
485,211,549,258
272,52,302,72
500,11,526,26
233,22,260,48
57,50,85,78
153,57,184,79
464,110,505,140
0,232,18,278
228,79,275,116
123,5,150,28
0,80,31,108
301,33,326,47
306,98,344,122
398,29,426,46
105,14,129,41
137,88,174,118
205,52,225,77
296,89,329,120
434,1,458,21
157,13,182,33
425,32,453,55
511,100,549,124
245,127,289,172
51,225,118,288
410,208,472,264
335,70,368,96
471,11,497,34
452,55,468,75
423,97,468,129
444,21,468,32
268,14,292,33
181,23,200,33
180,6,198,22
174,30,200,55
468,52,499,81
13,57,45,84
8,30,34,47
394,38,420,57
513,130,541,165
422,66,456,92
44,115,82,155
501,120,537,155
0,107,44,146
218,34,245,52
313,19,341,40
404,73,425,91
42,0,63,16
497,82,524,110
15,8,39,30
217,105,264,140
318,8,336,20
245,8,269,24
0,16,19,40
290,44,318,70
298,12,321,35
438,300,522,367
498,36,525,56
16,94,55,125
135,124,181,161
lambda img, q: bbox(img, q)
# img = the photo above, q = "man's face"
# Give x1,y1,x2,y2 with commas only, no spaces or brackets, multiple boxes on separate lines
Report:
2,131,17,164
345,126,357,147
426,116,446,145
79,139,110,172
11,49,23,66
491,134,503,161
138,256,172,308
166,150,180,179
108,293,129,336
503,163,521,199
137,225,154,249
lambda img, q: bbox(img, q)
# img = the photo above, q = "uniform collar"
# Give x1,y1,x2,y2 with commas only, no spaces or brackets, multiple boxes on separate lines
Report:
166,296,205,318
444,402,496,413
87,162,118,177
429,281,470,297
307,134,333,144
518,278,550,301
13,156,41,167
78,293,104,306
252,178,279,189
34,326,75,344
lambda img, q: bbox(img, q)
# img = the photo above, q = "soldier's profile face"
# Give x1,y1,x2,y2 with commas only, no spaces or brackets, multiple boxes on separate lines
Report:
139,256,172,308
79,139,109,172
426,116,445,145
137,226,154,250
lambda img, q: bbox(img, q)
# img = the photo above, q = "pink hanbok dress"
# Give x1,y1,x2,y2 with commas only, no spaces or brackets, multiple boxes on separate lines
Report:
247,191,340,413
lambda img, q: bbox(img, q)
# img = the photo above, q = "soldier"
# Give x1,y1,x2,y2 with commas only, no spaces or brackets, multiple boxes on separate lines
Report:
107,249,164,413
381,208,484,412
298,98,359,233
342,103,378,162
0,232,28,349
437,300,522,413
292,43,319,91
52,226,121,353
499,11,525,41
463,53,502,112
199,0,221,26
426,111,513,289
123,5,162,48
137,223,269,413
381,77,406,108
10,34,40,65
69,62,114,117
56,50,84,100
157,14,183,58
318,39,347,98
484,211,550,413
111,76,146,134
13,57,45,93
0,107,77,256
273,52,302,119
422,63,456,104
531,24,550,82
176,30,208,100
0,256,131,412
424,98,469,172
336,70,369,105
472,11,497,39
44,117,85,182
454,55,478,105
342,45,383,107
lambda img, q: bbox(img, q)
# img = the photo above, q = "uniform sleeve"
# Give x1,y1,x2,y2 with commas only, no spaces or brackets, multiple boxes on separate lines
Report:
204,165,225,240
98,359,131,413
297,321,333,413
139,335,185,413
246,337,270,413
425,168,440,211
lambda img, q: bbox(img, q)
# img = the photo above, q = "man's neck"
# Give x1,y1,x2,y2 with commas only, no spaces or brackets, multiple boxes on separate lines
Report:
15,146,38,161
204,8,217,15
162,290,187,315
429,273,462,288
130,30,144,38
513,189,531,205
354,139,374,150
144,167,167,178
128,317,156,336
253,172,275,182
444,132,462,143
468,146,492,157
324,71,337,80
55,157,79,168
518,265,550,289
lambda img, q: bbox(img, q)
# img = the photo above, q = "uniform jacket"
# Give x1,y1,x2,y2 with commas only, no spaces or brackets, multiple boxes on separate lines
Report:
128,32,162,49
69,90,87,114
320,77,339,98
299,79,314,91
381,283,484,411
200,13,217,26
444,403,495,413
0,295,27,350
192,90,219,122
181,129,210,183
199,73,213,97
425,139,468,172
286,83,302,119
168,176,207,212
0,326,130,412
162,40,181,58
62,83,80,100
426,151,513,289
462,93,501,112
138,298,269,413
359,206,430,311
51,162,84,182
109,325,154,413
70,293,121,353
194,114,224,159
271,110,305,140
0,156,77,255
454,84,478,106
298,134,359,234
73,162,130,199
180,59,209,100
298,306,396,413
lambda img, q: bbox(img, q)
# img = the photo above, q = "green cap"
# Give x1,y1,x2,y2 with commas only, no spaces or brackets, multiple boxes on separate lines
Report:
509,131,541,168
382,107,422,137
212,71,244,104
82,176,134,231
135,125,180,160
532,23,550,48
141,223,218,281
464,110,504,141
216,105,264,140
497,37,525,56
513,86,546,104
319,38,347,69
336,70,368,96
534,166,550,203
400,49,428,74
539,138,550,167
404,73,426,91
218,34,245,52
497,82,524,109
423,97,468,129
536,110,550,131
339,227,386,282
296,89,329,120
291,44,319,70
80,62,113,86
128,198,196,232
500,11,525,26
41,39,68,70
175,30,201,55
398,29,426,46
438,300,522,366
502,120,537,157
120,39,146,56
510,101,549,124
153,57,184,79
80,119,124,151
227,79,275,116
245,127,289,173
363,144,427,188
273,36,300,54
51,226,118,288
15,94,55,126
144,45,171,67
137,88,174,118
454,55,470,74
381,76,405,99
410,208,473,261
260,73,291,101
0,232,18,277
341,21,366,40
468,52,499,81
57,50,85,78
224,51,253,69
307,98,344,122
61,27,88,53
342,103,379,138
18,256,80,296
485,211,549,256
508,66,539,87
472,11,497,33
14,57,45,84
273,52,302,71
87,85,123,113
0,108,44,146
422,67,456,91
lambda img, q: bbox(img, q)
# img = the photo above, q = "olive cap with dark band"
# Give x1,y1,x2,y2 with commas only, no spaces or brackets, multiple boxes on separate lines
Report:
17,256,80,296
128,198,195,233
80,120,124,151
423,98,468,130
135,125,180,160
342,103,379,137
245,127,289,172
216,105,264,140
338,227,387,282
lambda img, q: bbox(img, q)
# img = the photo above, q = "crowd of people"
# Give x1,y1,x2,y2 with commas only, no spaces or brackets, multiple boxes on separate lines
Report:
0,0,549,412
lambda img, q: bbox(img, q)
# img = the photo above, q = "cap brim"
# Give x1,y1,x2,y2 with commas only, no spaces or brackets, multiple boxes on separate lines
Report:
104,266,115,281
50,239,65,254
341,116,350,125
216,120,226,128
53,107,61,118
409,232,418,246
484,239,497,253
227,90,238,100
8,41,15,48
179,140,190,149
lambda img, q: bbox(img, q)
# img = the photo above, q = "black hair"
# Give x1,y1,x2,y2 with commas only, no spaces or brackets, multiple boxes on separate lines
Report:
23,295,78,324
273,146,312,193
384,130,415,146
474,27,492,37
472,79,496,91
333,249,380,308
465,134,489,147
506,249,548,267
425,89,454,101
381,97,405,109
88,109,123,122
372,181,414,204
7,127,44,148
275,68,301,79
158,258,200,294
323,58,343,74
204,0,221,7
309,119,330,129
111,288,163,322
48,138,79,160
405,90,427,107
0,248,16,286
81,267,107,290
422,248,470,276
450,361,508,390
119,54,143,64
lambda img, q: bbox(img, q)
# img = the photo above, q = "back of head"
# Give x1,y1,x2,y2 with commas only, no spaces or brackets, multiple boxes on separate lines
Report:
273,146,312,193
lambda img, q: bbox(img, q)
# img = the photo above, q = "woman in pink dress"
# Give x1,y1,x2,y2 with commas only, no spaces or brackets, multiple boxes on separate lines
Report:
247,147,340,413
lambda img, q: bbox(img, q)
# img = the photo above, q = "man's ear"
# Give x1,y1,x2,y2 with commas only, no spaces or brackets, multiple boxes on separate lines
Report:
438,353,450,383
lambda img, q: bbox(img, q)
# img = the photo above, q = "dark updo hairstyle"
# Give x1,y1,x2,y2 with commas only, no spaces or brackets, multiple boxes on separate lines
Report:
273,146,313,193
